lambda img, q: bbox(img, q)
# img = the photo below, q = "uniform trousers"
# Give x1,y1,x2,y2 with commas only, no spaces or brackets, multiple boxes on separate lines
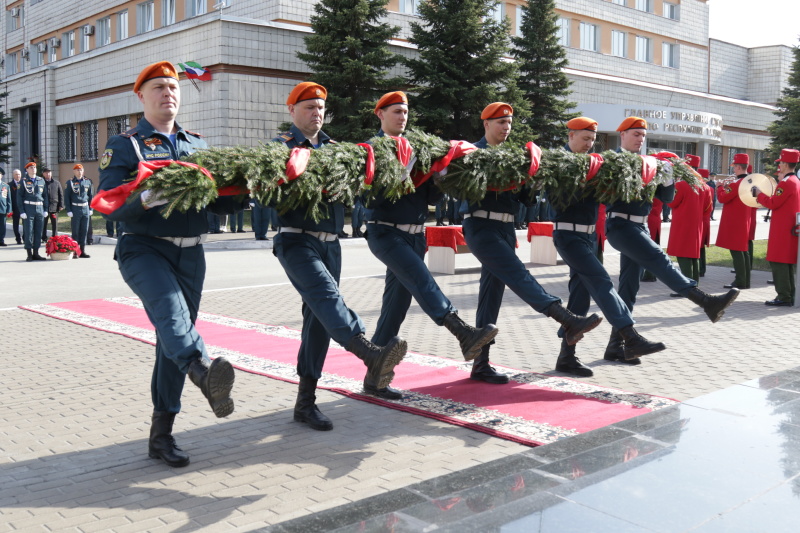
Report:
21,207,44,250
676,256,700,283
273,232,365,379
366,223,455,346
605,216,696,310
117,235,207,413
553,230,634,337
730,250,751,288
12,213,21,242
70,209,90,246
463,217,560,330
770,261,796,303
251,203,271,239
42,212,58,240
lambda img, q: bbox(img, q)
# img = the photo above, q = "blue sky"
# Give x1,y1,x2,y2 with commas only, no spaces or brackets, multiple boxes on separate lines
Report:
708,0,799,48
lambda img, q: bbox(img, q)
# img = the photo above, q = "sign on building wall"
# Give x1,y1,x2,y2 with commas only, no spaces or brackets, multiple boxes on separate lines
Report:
577,104,723,143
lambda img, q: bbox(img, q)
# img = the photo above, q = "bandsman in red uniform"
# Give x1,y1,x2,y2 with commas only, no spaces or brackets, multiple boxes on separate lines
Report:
752,149,800,306
698,169,714,277
716,153,753,289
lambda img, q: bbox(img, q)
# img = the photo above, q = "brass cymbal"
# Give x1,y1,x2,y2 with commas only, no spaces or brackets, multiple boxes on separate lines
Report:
739,173,777,208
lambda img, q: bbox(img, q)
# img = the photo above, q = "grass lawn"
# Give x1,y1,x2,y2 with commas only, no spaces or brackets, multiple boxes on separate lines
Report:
670,240,769,272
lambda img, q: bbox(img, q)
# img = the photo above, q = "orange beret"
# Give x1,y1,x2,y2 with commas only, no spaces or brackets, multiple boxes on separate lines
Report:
73,164,84,170
566,117,598,131
616,116,648,131
133,61,179,93
374,91,408,113
481,102,513,120
685,154,701,168
25,162,36,169
286,82,327,106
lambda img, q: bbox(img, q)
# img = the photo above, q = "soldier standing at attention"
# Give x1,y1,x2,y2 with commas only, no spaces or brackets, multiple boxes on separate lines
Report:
17,162,48,261
65,163,94,259
716,153,753,289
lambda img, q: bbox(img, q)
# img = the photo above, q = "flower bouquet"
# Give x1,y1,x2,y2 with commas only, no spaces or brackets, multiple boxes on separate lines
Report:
45,234,81,259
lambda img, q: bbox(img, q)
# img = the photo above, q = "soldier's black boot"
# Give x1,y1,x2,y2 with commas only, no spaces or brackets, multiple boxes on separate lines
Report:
32,248,46,261
442,312,499,361
363,378,404,400
604,328,640,365
187,357,235,418
546,302,603,345
470,345,509,384
294,377,333,430
686,287,739,323
346,334,407,390
148,411,190,467
26,249,33,262
554,339,593,377
618,326,666,360
79,245,90,258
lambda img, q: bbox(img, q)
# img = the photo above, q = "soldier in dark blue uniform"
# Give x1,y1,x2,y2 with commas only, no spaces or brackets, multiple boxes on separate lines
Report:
17,162,48,261
463,103,603,379
273,82,407,431
65,163,93,259
364,92,498,397
552,117,665,374
603,117,739,360
97,61,239,468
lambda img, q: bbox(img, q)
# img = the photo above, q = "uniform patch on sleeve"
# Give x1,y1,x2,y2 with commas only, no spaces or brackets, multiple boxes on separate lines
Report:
99,149,114,170
777,188,784,196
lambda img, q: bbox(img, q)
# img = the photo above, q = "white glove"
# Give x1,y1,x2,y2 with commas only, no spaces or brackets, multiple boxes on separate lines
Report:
437,166,448,178
20,213,27,220
89,210,93,215
140,189,168,209
67,212,73,218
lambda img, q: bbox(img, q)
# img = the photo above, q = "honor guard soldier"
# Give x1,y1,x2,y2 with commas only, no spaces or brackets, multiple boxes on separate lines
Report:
698,169,714,277
462,103,603,375
17,162,48,261
273,82,407,431
716,153,754,289
96,61,240,468
0,177,10,246
603,117,739,359
752,149,800,306
65,163,94,258
551,117,664,374
364,91,498,394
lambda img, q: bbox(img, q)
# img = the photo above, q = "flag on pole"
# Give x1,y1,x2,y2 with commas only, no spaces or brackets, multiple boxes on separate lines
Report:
178,61,212,81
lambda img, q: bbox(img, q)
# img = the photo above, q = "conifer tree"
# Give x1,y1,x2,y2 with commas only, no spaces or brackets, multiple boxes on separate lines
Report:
512,0,577,149
0,91,14,165
297,0,404,142
766,41,800,167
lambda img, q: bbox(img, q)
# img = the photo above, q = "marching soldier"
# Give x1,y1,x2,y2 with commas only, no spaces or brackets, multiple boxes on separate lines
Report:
65,163,94,258
716,153,753,289
17,162,48,261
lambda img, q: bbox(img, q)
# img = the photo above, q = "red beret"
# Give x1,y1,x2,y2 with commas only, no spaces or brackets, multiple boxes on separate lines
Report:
566,117,598,131
133,61,179,93
25,162,36,169
698,168,710,178
776,149,800,164
481,102,513,120
374,91,408,113
616,117,647,131
732,153,749,165
73,164,84,170
685,154,701,168
286,82,327,106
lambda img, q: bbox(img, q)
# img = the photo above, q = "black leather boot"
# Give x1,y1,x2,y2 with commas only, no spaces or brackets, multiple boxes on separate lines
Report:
363,380,403,400
470,345,509,384
546,302,602,345
187,357,235,418
32,249,46,261
294,377,333,430
148,411,190,467
554,339,593,377
618,326,666,360
686,287,739,323
26,249,33,262
347,334,406,390
79,244,90,258
604,328,640,365
442,312,498,361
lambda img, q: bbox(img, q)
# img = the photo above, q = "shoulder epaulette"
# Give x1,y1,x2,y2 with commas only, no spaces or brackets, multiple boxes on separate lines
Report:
275,132,294,142
185,129,204,138
328,139,337,144
119,128,139,139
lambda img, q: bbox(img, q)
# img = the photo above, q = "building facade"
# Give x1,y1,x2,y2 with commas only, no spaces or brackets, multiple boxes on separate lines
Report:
0,0,793,186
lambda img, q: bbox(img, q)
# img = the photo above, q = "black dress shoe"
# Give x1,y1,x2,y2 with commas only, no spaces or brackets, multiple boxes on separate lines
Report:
767,280,775,285
765,299,792,307
669,293,685,298
724,284,745,289
0,242,6,247
363,383,403,400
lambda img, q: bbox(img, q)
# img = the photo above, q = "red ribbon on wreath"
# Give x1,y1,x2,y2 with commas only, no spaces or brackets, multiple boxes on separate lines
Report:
356,143,376,185
527,142,542,177
276,147,312,186
392,136,413,168
640,155,658,185
586,153,604,181
416,140,478,187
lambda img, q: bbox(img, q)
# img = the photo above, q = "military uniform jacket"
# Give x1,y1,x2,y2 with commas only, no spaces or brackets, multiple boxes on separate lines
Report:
0,181,11,215
272,124,343,233
647,198,663,241
465,137,530,215
551,146,599,226
16,175,49,213
607,148,675,218
757,172,800,264
667,180,711,259
701,183,713,247
65,178,94,214
715,176,752,252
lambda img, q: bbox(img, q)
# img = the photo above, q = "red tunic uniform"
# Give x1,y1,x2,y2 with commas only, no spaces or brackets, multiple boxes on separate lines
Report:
757,173,800,264
648,197,663,243
701,183,713,247
715,178,752,252
667,181,709,259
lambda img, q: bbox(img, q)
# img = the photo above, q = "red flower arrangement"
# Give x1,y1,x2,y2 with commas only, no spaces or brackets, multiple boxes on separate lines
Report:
45,234,81,257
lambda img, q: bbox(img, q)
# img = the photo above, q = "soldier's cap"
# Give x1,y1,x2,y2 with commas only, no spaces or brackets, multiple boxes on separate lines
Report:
685,154,701,168
286,82,327,106
133,61,179,93
374,91,408,114
481,102,513,120
732,153,749,166
566,117,598,131
24,162,36,169
698,168,710,178
616,116,647,131
775,148,800,164
73,164,84,170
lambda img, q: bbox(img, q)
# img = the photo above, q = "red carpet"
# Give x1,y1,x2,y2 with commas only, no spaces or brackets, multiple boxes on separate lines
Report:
21,298,678,447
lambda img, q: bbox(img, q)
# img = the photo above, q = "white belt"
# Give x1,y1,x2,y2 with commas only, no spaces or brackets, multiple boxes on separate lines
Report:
72,202,88,206
463,210,514,223
555,222,596,233
610,212,647,224
278,227,338,242
24,201,43,205
373,221,425,234
125,233,207,247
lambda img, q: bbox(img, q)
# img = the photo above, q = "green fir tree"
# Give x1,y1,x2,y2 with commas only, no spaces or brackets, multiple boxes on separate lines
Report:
512,0,578,149
0,91,14,166
766,40,800,168
296,0,404,142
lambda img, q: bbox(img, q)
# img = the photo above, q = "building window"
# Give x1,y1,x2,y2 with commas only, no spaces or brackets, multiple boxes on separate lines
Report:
107,115,130,137
5,52,18,76
31,44,45,68
611,30,627,58
49,41,58,63
635,35,652,62
636,0,653,12
663,2,680,20
399,0,419,15
709,145,723,174
80,29,91,53
63,31,76,58
118,10,129,40
80,121,99,161
612,0,626,5
6,6,23,31
97,17,111,46
488,2,505,24
162,0,176,26
579,22,599,52
137,1,155,34
662,42,679,68
515,5,523,36
58,124,77,163
186,0,207,17
556,17,571,47
753,151,764,173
